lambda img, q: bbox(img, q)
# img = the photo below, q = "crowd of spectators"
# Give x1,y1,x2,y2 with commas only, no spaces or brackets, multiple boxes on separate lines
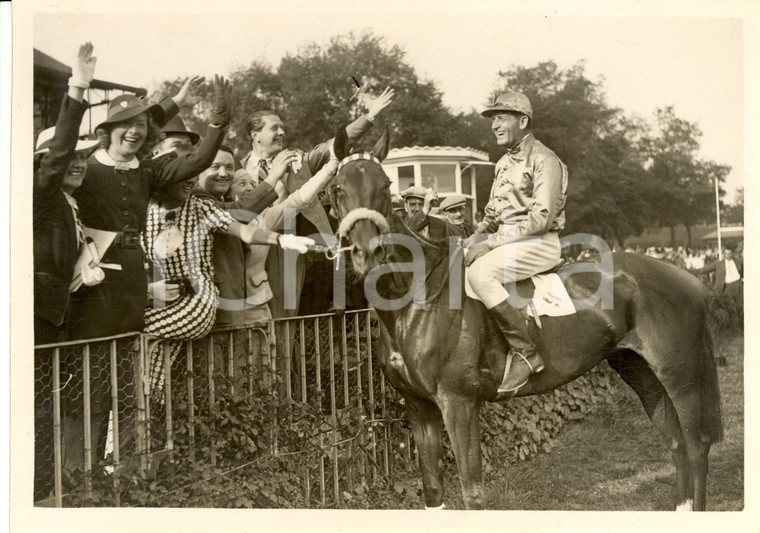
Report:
31,43,394,497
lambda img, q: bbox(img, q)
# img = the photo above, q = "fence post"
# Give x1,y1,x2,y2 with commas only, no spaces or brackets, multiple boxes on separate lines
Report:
82,343,92,497
52,348,63,508
315,317,326,506
134,336,149,477
366,311,378,483
354,313,366,489
109,339,120,506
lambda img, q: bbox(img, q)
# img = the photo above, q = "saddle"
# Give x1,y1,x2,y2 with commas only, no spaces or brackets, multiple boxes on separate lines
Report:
465,259,576,327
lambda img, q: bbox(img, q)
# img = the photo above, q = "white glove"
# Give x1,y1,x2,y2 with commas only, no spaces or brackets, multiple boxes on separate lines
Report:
81,264,105,286
277,234,314,254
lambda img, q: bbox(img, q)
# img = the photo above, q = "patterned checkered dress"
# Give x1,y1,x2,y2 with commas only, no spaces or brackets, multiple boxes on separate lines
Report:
142,195,233,393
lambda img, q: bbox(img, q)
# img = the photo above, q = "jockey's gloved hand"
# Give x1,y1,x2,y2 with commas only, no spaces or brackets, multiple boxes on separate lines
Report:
463,232,488,249
464,242,491,267
278,234,315,254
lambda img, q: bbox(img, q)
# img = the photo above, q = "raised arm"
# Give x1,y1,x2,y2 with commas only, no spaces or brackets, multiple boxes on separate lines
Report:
152,75,231,187
36,43,96,191
302,87,395,174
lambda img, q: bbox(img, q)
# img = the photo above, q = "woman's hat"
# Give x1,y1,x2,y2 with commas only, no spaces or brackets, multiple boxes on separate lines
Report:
161,116,200,145
34,127,100,155
95,94,164,132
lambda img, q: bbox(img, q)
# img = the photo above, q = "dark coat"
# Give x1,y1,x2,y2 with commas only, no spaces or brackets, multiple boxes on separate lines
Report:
192,182,279,325
68,100,225,340
703,257,743,293
33,95,88,340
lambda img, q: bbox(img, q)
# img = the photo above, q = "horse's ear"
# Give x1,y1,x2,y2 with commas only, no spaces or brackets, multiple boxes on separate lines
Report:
371,126,390,162
333,124,349,160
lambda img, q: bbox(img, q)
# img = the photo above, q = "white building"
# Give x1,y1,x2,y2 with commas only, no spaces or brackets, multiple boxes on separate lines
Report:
381,146,495,223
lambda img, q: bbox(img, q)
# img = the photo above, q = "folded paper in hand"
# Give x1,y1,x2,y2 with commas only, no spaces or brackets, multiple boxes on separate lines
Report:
69,227,121,292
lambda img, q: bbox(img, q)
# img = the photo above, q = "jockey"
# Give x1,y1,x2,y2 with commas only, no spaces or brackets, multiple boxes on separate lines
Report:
465,92,568,394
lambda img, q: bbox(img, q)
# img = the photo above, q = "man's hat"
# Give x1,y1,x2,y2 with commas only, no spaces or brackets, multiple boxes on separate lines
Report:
401,185,428,201
481,91,533,119
34,127,99,155
95,94,164,132
391,194,405,212
439,194,467,212
161,116,200,145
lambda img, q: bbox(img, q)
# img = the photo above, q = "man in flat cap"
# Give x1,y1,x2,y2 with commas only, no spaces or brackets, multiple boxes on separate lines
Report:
439,194,473,238
465,92,568,394
400,185,448,240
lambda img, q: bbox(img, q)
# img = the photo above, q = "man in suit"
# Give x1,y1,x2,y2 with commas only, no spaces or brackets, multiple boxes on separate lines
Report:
240,88,394,317
703,247,743,326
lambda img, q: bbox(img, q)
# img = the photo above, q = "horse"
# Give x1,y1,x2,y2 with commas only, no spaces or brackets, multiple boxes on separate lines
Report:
326,128,723,511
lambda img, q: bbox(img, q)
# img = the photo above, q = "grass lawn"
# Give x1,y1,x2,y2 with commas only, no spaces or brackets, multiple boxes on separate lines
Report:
475,332,744,511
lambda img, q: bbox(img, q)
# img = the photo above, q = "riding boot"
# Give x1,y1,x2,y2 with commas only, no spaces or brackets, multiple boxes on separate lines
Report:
488,300,544,393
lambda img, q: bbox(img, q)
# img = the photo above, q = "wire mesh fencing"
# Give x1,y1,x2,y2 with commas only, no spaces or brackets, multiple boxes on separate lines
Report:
33,310,415,508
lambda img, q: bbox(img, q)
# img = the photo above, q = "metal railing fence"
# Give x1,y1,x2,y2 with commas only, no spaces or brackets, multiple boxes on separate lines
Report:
33,309,415,507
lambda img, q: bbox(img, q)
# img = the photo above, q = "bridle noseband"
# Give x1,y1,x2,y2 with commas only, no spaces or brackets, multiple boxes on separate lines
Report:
325,152,391,270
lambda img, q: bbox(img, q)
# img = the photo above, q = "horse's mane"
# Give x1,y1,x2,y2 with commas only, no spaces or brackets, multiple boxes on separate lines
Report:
383,212,462,305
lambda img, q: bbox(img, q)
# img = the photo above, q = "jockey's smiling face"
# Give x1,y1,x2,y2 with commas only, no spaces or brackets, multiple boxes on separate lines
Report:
404,197,425,216
491,112,529,148
253,115,286,157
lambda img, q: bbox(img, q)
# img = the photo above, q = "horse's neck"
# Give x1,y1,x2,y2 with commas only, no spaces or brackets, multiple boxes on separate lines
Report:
375,216,453,306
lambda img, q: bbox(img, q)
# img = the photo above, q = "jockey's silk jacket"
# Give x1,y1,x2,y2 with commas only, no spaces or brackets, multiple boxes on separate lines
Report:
477,133,568,247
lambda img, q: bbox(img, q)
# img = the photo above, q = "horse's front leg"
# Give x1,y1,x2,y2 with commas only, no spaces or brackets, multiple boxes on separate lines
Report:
439,393,485,509
405,396,445,508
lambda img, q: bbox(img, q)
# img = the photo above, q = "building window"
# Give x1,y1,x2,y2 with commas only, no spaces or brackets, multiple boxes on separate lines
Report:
398,165,415,191
461,165,474,195
420,164,456,193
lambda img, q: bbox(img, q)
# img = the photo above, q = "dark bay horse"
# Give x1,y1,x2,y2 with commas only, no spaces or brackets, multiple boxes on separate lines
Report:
327,129,722,511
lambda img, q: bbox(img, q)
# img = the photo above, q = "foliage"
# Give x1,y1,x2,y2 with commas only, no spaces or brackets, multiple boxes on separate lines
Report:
643,106,731,246
721,187,743,226
151,34,732,250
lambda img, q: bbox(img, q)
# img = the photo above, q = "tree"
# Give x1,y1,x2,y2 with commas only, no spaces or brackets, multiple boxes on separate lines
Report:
722,187,744,226
276,32,456,151
151,32,462,157
149,60,282,156
643,106,730,247
491,61,652,244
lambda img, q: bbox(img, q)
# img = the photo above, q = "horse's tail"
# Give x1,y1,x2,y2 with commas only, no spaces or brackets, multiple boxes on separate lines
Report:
697,314,724,443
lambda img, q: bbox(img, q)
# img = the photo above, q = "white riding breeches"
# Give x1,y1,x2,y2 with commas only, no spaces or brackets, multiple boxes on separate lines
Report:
465,232,561,309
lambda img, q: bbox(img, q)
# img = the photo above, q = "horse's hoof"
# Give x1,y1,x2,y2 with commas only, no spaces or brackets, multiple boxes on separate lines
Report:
424,503,446,510
675,499,694,511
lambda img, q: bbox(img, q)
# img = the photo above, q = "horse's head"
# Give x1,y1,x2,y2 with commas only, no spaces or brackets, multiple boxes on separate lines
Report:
329,126,392,276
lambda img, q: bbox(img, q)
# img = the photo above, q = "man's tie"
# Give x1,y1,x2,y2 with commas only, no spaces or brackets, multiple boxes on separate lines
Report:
257,158,269,185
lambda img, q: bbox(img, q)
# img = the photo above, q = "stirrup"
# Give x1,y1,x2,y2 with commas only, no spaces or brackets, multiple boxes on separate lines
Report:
497,351,542,394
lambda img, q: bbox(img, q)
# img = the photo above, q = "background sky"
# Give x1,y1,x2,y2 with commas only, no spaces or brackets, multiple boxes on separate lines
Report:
33,5,744,201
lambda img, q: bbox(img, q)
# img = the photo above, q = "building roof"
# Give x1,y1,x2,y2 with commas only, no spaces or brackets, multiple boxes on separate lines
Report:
701,226,744,241
385,146,491,163
34,48,147,96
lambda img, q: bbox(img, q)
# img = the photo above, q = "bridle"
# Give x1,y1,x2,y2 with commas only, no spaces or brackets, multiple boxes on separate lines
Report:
325,152,391,269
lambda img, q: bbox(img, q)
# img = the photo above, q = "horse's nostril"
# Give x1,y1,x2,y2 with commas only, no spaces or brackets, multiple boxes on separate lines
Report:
371,245,386,263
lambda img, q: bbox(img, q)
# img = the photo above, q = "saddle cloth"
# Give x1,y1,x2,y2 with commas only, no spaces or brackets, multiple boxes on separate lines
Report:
465,272,576,317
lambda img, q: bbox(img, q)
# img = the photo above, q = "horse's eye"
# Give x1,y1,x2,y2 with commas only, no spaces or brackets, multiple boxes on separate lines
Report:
333,184,342,193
